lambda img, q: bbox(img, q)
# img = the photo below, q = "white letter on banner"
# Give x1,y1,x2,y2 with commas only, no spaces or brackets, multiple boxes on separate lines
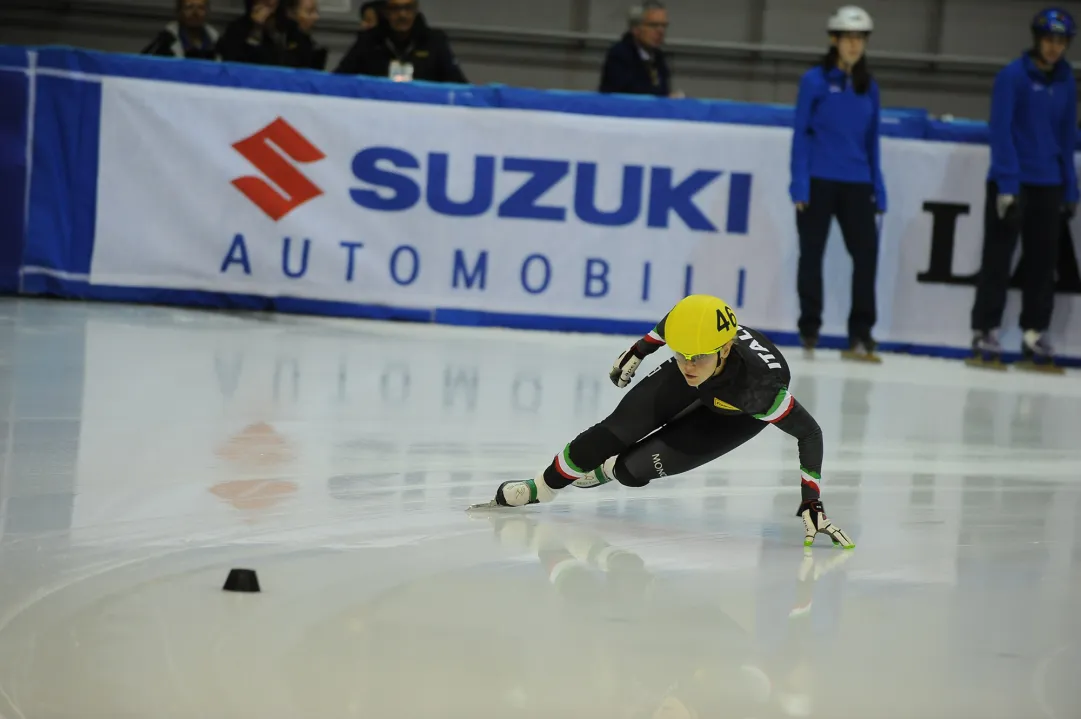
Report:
452,250,488,290
221,234,252,275
390,245,420,286
282,238,311,279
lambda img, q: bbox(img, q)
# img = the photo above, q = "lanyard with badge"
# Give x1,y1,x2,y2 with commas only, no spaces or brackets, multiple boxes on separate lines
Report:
385,38,415,82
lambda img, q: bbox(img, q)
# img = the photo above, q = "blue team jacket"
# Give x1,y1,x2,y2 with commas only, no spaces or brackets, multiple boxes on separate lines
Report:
988,52,1079,203
789,65,887,212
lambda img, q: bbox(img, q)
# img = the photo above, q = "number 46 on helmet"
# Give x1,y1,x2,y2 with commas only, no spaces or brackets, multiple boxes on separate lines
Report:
664,294,740,361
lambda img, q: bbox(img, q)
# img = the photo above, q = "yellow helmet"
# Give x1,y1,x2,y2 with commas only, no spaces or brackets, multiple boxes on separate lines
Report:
665,295,739,359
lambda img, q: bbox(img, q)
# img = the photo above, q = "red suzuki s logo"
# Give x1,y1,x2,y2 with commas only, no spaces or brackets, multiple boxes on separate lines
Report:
231,118,325,221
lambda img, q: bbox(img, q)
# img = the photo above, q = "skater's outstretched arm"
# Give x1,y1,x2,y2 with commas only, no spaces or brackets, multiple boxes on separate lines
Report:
749,386,823,503
749,386,852,548
610,314,670,387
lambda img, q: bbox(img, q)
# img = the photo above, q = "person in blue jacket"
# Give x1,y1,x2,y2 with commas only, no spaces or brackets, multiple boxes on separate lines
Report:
789,5,886,362
969,7,1077,371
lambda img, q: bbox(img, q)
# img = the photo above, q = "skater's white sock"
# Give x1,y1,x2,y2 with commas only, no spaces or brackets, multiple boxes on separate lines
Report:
532,471,559,503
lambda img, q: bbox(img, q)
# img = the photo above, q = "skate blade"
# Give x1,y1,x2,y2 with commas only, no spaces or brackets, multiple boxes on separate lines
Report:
840,350,882,364
466,500,501,511
1014,361,1065,375
964,357,1007,371
804,534,856,550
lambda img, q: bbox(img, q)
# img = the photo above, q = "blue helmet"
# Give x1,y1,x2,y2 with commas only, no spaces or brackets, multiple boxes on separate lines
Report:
1032,8,1076,38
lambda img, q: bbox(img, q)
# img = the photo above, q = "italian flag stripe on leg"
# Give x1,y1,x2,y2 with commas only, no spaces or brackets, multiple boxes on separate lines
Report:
800,466,821,492
755,387,795,423
555,443,585,479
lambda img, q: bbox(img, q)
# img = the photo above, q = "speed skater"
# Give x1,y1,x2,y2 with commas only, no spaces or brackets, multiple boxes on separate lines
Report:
470,294,855,549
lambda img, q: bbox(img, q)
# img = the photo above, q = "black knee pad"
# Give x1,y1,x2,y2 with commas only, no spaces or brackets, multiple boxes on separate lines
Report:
613,456,652,488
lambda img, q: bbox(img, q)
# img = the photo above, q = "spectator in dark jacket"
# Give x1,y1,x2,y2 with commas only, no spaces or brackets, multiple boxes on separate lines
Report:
359,0,385,31
142,0,220,60
599,1,674,97
280,0,328,70
334,0,467,83
217,0,285,66
216,0,326,69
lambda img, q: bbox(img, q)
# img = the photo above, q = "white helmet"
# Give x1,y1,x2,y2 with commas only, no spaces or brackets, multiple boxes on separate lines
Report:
827,5,874,33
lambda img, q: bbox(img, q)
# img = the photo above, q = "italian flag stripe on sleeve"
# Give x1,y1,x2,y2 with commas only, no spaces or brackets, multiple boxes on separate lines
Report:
645,329,664,345
800,466,821,491
755,387,795,423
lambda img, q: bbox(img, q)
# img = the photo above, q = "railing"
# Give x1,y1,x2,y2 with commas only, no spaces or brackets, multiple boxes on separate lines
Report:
4,0,1079,76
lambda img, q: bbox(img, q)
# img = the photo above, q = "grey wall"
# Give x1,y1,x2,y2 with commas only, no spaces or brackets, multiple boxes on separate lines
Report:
1,0,1078,119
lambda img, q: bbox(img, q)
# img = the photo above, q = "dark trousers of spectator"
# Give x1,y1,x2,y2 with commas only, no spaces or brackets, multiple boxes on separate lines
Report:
971,181,1062,332
796,179,880,341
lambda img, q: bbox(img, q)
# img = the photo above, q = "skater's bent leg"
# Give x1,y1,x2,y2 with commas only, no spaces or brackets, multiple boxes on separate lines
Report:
610,408,766,487
544,359,697,490
489,360,698,507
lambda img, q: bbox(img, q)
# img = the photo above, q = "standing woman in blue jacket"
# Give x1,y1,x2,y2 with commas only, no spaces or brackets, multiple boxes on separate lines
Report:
969,8,1077,371
789,5,886,362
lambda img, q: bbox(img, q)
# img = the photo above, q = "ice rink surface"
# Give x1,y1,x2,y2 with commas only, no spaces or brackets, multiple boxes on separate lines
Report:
0,297,1079,719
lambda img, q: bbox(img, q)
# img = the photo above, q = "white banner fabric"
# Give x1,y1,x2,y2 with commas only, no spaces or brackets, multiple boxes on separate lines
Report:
91,77,1081,355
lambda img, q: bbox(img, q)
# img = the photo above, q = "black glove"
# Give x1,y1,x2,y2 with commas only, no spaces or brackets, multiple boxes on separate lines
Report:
1063,202,1077,219
609,346,644,388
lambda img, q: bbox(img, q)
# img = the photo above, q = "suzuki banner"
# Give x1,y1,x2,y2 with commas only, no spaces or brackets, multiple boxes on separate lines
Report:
93,77,759,321
12,51,1081,361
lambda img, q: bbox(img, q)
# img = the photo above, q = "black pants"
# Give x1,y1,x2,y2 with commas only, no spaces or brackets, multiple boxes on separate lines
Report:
970,181,1062,332
545,359,765,489
796,179,880,341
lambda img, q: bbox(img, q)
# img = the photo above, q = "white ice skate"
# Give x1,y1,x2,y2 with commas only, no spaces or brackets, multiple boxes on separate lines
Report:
467,472,560,510
797,500,854,549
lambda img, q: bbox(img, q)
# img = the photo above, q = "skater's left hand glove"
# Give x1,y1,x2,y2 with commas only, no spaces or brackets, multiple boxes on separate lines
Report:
1063,203,1077,219
797,499,855,549
609,346,643,388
